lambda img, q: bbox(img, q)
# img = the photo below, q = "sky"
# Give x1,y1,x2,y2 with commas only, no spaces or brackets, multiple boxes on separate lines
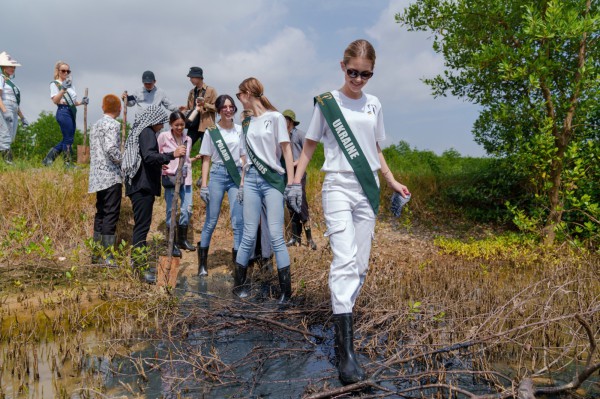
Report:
4,0,485,157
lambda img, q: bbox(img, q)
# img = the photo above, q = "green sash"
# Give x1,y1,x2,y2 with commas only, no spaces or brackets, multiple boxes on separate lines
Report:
315,92,380,214
52,81,77,120
207,124,242,187
3,76,20,105
241,116,285,193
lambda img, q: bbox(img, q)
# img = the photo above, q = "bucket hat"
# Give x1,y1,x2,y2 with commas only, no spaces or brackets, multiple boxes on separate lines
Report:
282,109,300,126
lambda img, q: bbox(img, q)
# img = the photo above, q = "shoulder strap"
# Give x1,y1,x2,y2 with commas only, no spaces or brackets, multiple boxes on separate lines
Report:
53,80,77,120
314,92,380,214
3,77,20,105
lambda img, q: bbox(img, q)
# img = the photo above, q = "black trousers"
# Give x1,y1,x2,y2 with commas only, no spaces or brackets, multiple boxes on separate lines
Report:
93,183,122,235
286,173,309,224
129,190,156,249
187,129,204,147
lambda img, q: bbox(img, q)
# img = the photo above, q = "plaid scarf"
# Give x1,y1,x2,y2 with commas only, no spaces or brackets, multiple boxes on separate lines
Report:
122,105,169,184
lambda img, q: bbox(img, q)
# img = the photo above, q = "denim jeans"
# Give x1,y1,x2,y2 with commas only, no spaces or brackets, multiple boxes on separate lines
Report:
235,167,289,269
53,105,76,153
164,184,193,227
200,163,243,249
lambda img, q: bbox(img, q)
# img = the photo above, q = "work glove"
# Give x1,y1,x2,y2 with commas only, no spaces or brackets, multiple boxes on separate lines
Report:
61,76,72,90
390,192,411,217
286,184,303,214
2,112,13,125
81,96,89,105
200,186,210,204
283,184,291,201
21,117,29,127
236,185,244,205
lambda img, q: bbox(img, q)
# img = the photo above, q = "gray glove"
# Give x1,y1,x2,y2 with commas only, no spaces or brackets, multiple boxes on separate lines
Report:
200,186,210,204
61,76,72,90
236,185,244,204
391,192,411,217
81,96,89,105
287,184,303,214
21,117,29,127
3,112,13,125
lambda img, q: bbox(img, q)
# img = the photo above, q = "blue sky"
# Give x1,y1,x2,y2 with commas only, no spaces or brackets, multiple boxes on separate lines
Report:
5,0,484,156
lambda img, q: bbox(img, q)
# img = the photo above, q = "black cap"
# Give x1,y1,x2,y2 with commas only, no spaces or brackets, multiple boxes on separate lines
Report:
142,70,155,83
187,66,203,78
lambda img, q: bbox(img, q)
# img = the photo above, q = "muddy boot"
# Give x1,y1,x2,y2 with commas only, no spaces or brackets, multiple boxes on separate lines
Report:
91,231,102,264
132,252,155,284
305,225,317,250
63,147,74,169
178,224,196,252
277,266,292,304
333,313,366,385
166,226,182,258
42,147,60,166
197,246,209,277
232,248,238,264
233,263,250,298
1,149,13,165
101,234,117,267
286,220,302,247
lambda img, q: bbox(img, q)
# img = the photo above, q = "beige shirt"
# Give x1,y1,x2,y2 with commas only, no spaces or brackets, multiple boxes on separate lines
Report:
186,83,217,133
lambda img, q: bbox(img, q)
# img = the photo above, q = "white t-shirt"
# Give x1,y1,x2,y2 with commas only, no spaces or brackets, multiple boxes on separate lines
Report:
241,110,289,174
0,76,18,103
50,81,78,104
199,123,245,167
305,90,385,172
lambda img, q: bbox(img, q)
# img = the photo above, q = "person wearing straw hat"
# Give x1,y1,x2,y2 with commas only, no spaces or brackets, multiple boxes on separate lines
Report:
282,109,317,250
0,52,28,164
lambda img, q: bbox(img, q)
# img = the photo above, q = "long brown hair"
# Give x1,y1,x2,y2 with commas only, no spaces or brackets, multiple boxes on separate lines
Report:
343,39,376,68
53,61,69,80
238,77,277,112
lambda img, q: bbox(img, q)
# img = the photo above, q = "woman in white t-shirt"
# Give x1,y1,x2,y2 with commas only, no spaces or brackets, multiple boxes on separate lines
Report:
196,94,246,277
233,77,295,303
0,52,28,164
289,39,410,385
43,61,89,167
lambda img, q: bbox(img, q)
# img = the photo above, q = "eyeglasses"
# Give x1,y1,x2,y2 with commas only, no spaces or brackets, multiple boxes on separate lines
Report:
60,69,71,74
345,68,373,80
236,92,244,100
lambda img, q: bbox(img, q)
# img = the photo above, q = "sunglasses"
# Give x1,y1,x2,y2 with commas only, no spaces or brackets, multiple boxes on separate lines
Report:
60,69,71,74
235,92,244,100
346,68,373,80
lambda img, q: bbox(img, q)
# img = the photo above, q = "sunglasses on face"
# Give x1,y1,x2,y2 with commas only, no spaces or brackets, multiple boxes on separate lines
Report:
235,92,243,100
345,68,373,80
60,69,71,74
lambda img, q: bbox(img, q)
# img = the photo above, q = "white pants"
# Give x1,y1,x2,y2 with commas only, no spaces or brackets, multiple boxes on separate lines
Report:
322,172,377,314
0,99,18,151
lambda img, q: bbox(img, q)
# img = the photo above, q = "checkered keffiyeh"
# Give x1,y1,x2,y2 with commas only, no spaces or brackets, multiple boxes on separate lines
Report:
391,192,411,217
121,105,169,184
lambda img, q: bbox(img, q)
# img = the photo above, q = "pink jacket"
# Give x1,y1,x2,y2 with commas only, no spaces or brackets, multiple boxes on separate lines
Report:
157,130,193,186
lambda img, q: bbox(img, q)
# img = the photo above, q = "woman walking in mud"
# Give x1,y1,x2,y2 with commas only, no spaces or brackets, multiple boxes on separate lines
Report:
288,39,410,385
233,77,295,303
196,94,245,277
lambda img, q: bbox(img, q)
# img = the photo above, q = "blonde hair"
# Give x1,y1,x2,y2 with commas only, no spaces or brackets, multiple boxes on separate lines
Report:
238,77,277,112
53,61,69,80
343,39,376,68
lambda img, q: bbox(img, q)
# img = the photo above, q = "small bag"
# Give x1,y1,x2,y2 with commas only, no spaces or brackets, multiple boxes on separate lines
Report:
162,174,177,188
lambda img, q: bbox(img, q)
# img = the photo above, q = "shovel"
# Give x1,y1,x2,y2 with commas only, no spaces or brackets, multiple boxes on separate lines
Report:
157,156,184,288
76,88,90,164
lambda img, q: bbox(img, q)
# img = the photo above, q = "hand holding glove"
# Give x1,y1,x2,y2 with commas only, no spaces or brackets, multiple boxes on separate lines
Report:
236,185,244,205
286,184,303,214
200,186,210,204
390,192,411,217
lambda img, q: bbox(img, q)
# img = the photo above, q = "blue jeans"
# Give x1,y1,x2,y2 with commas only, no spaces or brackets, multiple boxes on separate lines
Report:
53,105,76,153
235,167,289,269
164,184,193,227
200,163,243,249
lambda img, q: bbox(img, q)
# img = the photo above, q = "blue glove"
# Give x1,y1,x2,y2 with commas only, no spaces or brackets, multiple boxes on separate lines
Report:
287,184,303,214
391,192,411,217
61,77,72,90
236,185,244,204
81,96,89,105
3,112,13,125
200,186,210,204
21,117,30,127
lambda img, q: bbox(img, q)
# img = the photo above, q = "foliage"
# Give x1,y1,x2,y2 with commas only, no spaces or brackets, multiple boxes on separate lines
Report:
396,0,600,245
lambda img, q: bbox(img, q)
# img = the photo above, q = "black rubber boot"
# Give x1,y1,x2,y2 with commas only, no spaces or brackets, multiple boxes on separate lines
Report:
286,220,302,247
91,231,102,264
1,149,13,165
197,246,209,277
178,224,196,251
101,234,117,267
333,313,366,385
232,248,238,264
166,226,182,258
233,263,250,298
277,266,292,304
305,225,317,250
63,146,74,169
42,148,60,166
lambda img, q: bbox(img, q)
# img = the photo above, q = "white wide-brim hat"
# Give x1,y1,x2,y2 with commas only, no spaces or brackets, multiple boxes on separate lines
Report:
0,52,21,67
